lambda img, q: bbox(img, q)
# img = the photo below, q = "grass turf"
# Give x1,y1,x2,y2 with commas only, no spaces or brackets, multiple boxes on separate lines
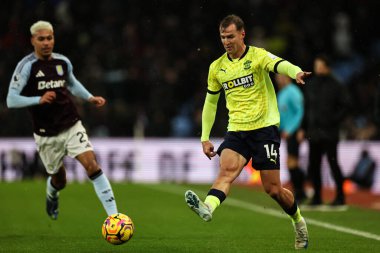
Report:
0,181,380,253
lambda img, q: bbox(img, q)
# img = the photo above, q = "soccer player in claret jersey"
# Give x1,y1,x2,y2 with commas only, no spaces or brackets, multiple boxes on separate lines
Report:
185,15,311,249
7,21,118,220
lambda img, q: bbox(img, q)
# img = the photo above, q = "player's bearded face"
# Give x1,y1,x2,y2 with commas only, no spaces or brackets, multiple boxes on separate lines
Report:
220,24,245,57
31,29,54,60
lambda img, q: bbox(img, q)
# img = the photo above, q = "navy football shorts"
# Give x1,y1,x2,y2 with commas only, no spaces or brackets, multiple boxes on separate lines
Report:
217,125,281,170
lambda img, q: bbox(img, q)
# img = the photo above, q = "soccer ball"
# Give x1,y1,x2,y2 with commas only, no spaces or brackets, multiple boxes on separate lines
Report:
102,213,134,245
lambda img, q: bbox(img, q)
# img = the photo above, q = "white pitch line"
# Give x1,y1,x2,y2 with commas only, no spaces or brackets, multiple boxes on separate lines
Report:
226,197,380,241
145,184,380,242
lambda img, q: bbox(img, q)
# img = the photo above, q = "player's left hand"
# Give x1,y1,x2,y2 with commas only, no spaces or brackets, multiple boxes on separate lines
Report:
295,71,312,85
202,140,217,160
89,96,106,107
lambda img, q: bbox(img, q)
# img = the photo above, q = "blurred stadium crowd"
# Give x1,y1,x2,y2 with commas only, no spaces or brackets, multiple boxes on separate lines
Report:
1,0,380,139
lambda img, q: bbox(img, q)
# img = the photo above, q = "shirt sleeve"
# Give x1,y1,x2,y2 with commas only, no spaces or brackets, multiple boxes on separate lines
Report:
201,62,222,141
260,49,284,73
201,92,220,141
259,48,302,80
207,61,223,93
7,61,41,108
276,60,302,80
65,57,93,100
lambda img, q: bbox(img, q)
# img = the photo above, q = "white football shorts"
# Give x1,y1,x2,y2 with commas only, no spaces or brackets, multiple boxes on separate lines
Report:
33,120,94,174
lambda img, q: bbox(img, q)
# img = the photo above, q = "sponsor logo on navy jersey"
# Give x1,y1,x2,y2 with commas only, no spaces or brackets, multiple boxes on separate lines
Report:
38,80,66,90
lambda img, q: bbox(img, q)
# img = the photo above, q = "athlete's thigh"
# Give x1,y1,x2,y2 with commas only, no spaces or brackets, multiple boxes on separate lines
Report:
33,133,65,174
65,121,94,158
219,148,247,177
217,131,251,163
76,150,97,167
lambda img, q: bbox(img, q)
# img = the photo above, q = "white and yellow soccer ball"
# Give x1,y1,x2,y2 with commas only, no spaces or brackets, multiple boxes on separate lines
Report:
102,213,134,245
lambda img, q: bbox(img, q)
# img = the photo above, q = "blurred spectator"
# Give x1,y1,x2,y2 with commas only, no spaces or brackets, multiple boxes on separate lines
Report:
304,55,349,207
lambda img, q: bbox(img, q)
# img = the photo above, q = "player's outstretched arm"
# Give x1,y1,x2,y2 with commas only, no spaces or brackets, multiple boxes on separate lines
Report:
89,96,106,107
276,60,311,85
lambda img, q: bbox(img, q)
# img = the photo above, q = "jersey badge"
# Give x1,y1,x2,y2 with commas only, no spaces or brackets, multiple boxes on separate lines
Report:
56,65,64,76
243,60,252,70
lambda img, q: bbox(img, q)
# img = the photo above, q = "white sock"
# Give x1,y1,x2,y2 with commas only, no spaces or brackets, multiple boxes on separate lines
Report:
46,176,59,199
91,171,118,216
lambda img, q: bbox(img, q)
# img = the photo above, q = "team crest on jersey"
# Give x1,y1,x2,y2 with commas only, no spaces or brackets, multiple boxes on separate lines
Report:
222,74,254,90
243,60,252,70
56,65,64,76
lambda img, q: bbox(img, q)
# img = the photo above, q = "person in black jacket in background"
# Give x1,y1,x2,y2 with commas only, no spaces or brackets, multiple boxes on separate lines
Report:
304,55,348,207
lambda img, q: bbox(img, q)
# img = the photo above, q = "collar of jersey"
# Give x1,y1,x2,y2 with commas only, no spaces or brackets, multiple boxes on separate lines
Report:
227,45,249,62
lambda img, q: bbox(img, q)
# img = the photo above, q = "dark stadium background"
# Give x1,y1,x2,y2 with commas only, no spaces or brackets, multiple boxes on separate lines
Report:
0,0,379,139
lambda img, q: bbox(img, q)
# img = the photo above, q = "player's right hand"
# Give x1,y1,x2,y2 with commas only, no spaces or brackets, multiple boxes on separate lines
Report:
295,71,312,85
89,96,106,107
202,140,217,160
40,91,56,104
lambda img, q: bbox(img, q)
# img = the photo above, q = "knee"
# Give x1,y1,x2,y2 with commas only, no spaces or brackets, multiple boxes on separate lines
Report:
84,160,100,176
219,162,240,180
52,178,66,190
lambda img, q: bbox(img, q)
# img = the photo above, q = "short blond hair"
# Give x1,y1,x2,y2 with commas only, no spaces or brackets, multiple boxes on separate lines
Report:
30,20,53,35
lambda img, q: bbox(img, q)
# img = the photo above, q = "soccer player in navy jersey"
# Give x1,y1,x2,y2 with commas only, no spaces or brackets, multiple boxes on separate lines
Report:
7,21,118,220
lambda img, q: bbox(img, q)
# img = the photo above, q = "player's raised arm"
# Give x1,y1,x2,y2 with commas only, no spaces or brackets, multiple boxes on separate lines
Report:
275,60,312,85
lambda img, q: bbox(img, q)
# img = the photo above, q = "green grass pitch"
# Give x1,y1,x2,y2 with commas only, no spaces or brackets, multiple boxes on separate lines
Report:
1,181,380,253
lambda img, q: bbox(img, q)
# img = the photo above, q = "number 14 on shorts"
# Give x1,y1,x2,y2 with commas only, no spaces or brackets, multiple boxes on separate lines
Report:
264,144,278,162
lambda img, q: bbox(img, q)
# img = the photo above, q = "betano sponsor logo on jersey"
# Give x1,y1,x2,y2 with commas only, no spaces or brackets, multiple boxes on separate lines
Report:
38,79,66,90
222,74,254,90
